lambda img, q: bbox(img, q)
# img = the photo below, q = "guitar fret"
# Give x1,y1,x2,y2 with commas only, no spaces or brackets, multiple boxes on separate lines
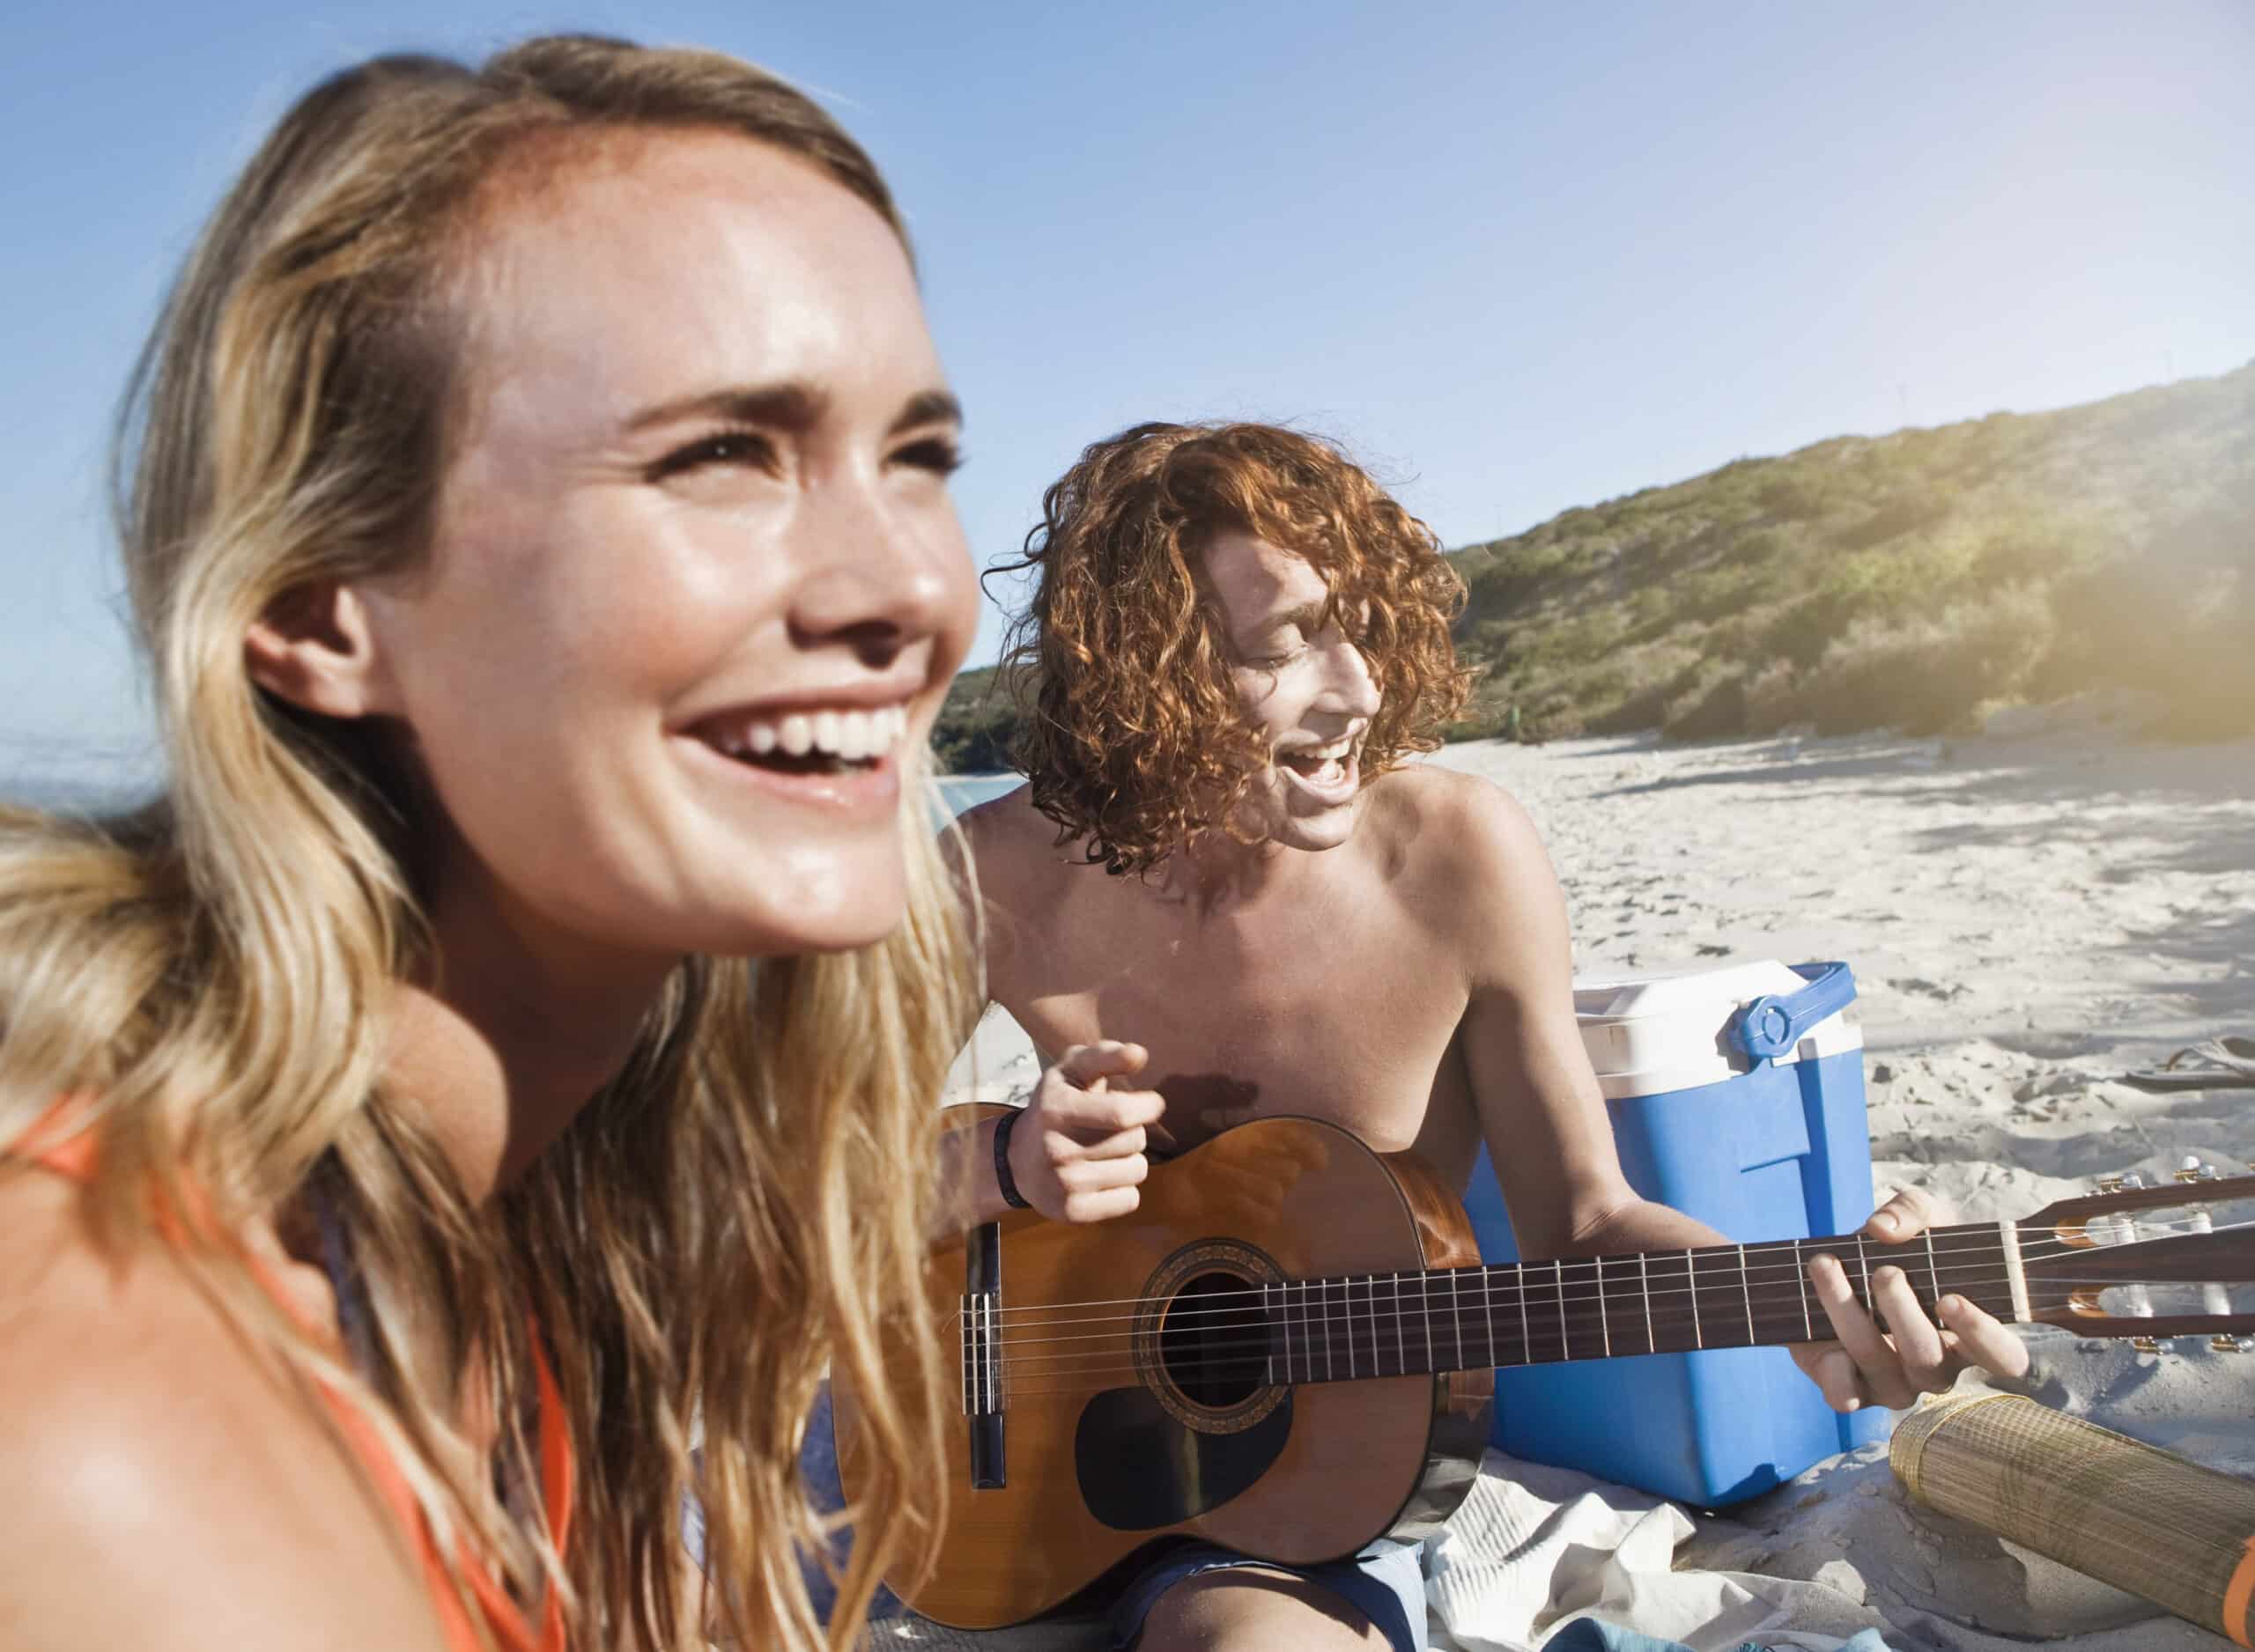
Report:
1482,1263,1497,1368
1554,1258,1569,1358
1857,1235,1874,1313
1422,1271,1435,1375
1793,1239,1812,1339
1518,1259,1531,1364
1639,1251,1654,1352
1323,1278,1336,1382
1595,1257,1611,1356
1687,1249,1702,1348
1453,1267,1466,1371
1925,1231,1942,1314
1739,1243,1756,1344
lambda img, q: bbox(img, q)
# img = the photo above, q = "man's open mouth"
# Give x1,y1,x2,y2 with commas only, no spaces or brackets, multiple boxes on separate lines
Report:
1278,740,1357,790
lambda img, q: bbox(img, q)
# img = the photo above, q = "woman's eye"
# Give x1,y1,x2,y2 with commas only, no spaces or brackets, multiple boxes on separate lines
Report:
647,430,774,482
893,437,965,477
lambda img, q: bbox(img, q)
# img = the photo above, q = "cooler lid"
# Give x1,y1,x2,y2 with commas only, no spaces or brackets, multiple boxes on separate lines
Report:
1572,959,1862,1101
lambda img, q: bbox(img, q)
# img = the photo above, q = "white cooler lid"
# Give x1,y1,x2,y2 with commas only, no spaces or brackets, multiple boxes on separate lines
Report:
1573,959,1862,1101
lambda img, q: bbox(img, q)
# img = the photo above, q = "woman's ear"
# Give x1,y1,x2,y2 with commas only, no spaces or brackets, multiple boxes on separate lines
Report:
244,583,402,719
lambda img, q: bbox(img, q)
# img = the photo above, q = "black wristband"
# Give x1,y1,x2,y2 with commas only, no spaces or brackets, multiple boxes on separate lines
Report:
991,1107,1033,1211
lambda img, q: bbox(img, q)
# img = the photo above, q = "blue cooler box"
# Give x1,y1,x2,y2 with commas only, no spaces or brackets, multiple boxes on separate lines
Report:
1463,959,1889,1508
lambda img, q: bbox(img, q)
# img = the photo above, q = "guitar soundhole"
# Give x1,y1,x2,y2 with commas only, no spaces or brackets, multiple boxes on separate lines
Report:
1159,1271,1267,1411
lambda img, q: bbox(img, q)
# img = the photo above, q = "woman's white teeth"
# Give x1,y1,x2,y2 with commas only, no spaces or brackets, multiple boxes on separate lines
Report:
713,704,909,765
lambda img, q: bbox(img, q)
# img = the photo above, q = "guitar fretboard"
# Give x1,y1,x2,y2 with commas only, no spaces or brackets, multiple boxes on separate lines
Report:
1259,1224,2016,1383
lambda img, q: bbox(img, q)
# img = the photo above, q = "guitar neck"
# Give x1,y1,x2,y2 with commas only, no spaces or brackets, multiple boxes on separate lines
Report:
1267,1224,2019,1384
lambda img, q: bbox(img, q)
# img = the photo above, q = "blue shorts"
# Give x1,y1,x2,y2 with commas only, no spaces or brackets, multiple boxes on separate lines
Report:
1108,1538,1425,1652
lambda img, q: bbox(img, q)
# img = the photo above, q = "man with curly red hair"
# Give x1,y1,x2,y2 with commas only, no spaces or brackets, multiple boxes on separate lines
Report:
942,422,2025,1652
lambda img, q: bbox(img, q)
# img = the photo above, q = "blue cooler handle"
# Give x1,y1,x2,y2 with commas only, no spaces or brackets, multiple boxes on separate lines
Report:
1733,962,1856,1061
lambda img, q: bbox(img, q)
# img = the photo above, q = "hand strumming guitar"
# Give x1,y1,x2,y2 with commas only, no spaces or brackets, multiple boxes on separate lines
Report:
1002,1042,1172,1224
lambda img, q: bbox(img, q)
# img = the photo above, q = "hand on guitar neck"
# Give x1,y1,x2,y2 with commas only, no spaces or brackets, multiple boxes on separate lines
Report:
1791,1182,2033,1411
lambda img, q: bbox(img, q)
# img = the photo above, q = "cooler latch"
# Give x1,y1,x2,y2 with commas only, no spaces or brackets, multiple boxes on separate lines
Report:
1733,961,1857,1062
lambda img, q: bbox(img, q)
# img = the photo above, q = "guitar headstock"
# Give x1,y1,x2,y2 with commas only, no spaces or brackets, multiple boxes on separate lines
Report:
2015,1161,2255,1346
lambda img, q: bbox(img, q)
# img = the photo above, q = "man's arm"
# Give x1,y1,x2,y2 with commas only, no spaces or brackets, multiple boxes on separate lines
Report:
928,800,1165,1240
1439,772,2027,1409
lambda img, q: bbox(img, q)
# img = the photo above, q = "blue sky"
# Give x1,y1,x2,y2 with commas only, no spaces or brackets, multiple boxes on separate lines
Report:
4,0,2251,785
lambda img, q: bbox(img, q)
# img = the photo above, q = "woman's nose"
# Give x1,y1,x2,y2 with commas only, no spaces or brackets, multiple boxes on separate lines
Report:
788,484,974,668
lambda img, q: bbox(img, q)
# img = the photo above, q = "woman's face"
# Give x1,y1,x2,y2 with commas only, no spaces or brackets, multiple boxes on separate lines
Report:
358,130,976,962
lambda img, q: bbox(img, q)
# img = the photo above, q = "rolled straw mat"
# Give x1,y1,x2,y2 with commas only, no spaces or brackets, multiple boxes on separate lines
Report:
1892,1391,2255,1646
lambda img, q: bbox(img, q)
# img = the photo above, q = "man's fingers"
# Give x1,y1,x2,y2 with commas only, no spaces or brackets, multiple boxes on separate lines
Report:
1060,1185,1142,1223
1076,1123,1149,1162
1040,1083,1168,1137
1937,1294,2033,1379
1056,1154,1150,1197
1810,1254,1917,1409
1872,1265,1948,1383
1865,1184,1944,1243
1808,1346,1865,1413
1051,1040,1151,1088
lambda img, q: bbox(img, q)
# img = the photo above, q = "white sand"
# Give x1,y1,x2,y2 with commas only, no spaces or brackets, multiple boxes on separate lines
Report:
935,726,2255,1648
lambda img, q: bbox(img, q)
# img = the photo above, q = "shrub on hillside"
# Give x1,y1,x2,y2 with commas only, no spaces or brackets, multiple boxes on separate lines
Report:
1788,586,2054,736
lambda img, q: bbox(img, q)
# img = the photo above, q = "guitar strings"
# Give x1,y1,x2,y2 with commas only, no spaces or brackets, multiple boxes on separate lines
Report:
987,1266,2243,1368
984,1259,2252,1369
970,1213,2242,1324
972,1214,2252,1343
975,1234,2255,1387
981,1267,2247,1398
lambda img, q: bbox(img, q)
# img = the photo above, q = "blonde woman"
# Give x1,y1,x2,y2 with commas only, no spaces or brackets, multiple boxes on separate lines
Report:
0,36,978,1652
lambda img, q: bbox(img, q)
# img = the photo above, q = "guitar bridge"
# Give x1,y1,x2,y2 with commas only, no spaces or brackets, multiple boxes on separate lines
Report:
965,1221,1005,1489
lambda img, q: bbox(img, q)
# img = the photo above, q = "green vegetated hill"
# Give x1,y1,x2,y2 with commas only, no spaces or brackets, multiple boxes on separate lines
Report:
935,363,2255,769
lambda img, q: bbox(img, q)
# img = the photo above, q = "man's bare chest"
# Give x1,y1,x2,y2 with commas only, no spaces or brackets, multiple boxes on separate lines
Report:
997,884,1475,1154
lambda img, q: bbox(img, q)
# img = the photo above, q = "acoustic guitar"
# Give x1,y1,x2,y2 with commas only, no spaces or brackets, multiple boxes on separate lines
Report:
832,1109,2255,1629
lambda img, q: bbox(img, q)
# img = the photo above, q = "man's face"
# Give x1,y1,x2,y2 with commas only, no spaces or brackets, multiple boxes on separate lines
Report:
1202,529,1382,852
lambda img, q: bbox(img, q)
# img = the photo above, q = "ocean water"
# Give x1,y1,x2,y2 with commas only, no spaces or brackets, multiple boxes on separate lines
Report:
935,772,1022,817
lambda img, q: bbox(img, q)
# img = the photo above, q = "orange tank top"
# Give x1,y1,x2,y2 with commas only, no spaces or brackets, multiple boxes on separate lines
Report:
13,1116,574,1652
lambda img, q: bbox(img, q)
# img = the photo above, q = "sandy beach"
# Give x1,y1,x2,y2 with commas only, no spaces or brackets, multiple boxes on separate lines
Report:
930,724,2255,1651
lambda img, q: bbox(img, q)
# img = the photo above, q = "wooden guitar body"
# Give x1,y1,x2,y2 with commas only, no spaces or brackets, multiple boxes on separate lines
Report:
834,1112,1493,1629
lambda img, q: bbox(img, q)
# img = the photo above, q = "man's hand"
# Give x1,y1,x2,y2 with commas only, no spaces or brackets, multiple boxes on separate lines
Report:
1008,1042,1169,1223
1790,1184,2031,1411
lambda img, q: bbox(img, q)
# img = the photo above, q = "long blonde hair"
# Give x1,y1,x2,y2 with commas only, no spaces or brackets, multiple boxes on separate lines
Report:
0,35,972,1651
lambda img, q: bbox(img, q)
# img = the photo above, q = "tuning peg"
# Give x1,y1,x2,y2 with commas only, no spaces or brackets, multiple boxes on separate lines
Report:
2174,1156,2215,1184
2096,1175,2126,1193
2131,1335,2163,1353
2208,1337,2255,1353
2121,1171,2148,1190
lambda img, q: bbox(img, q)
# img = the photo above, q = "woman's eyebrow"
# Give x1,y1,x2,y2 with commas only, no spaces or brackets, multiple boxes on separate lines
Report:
625,380,828,434
619,383,960,439
889,388,962,436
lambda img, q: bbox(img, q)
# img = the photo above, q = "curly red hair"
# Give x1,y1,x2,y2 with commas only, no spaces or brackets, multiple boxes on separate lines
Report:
994,422,1472,874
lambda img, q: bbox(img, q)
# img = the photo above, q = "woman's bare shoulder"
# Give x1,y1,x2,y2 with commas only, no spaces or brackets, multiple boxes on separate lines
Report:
0,1171,447,1650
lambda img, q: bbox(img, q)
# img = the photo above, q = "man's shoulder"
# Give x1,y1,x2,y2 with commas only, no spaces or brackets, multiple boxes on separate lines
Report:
953,781,1105,918
1364,763,1541,876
